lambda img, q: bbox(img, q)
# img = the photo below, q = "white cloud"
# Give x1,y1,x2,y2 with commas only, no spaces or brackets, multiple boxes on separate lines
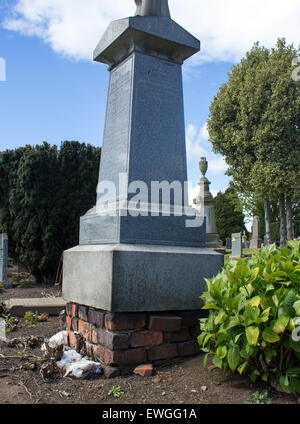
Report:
2,0,300,63
186,121,228,204
186,122,228,174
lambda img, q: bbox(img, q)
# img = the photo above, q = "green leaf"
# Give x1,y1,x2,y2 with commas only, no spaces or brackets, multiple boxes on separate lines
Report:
260,307,271,322
262,327,280,343
248,296,261,307
213,355,223,369
216,345,227,359
246,326,260,346
250,369,260,383
290,378,300,394
203,353,209,368
227,348,240,371
214,311,226,325
202,304,221,311
293,300,300,316
272,316,289,334
262,374,268,382
237,361,248,375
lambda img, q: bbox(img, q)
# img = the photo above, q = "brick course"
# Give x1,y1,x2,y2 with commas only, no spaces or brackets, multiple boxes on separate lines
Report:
130,330,163,348
148,315,182,332
105,313,147,331
66,303,202,378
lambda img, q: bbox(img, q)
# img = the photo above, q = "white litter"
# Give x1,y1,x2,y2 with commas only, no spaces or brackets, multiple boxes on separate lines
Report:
57,349,102,379
48,331,68,349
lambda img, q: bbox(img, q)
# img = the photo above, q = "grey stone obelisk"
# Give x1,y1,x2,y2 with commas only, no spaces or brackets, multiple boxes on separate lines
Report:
63,2,224,313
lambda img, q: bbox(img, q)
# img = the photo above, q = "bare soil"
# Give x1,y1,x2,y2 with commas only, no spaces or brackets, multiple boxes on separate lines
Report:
0,287,299,405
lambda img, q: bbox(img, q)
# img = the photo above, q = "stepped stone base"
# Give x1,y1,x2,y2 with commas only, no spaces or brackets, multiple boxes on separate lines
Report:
66,302,206,378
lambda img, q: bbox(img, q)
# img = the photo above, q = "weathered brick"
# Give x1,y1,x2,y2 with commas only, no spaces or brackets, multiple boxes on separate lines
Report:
66,303,78,318
103,366,120,379
177,340,200,357
148,316,182,332
88,309,104,328
93,345,147,366
130,331,163,348
66,315,72,331
66,303,73,316
147,343,178,361
163,327,191,343
71,317,79,332
90,327,129,350
133,364,153,377
78,319,92,341
85,342,95,360
177,311,204,327
68,330,77,348
78,305,88,321
105,313,147,331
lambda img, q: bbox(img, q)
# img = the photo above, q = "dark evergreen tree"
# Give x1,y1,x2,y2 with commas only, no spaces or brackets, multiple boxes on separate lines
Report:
215,186,247,243
0,141,101,283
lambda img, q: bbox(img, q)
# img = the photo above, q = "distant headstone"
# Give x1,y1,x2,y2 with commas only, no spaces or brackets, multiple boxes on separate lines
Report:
231,232,242,258
226,237,232,250
250,216,262,249
242,231,247,249
0,233,12,289
263,235,269,246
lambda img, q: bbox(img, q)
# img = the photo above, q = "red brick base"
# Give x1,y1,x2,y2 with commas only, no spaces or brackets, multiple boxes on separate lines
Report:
66,303,206,378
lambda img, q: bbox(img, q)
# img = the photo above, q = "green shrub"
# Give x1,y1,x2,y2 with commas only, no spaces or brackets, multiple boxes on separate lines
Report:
198,241,300,394
0,282,4,293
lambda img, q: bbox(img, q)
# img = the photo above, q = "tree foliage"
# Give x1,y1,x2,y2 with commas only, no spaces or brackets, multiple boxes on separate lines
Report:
215,185,247,243
207,39,300,245
0,141,101,283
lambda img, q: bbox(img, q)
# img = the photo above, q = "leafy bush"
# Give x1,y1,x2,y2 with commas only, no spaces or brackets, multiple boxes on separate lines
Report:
198,241,300,394
0,282,4,293
245,390,271,404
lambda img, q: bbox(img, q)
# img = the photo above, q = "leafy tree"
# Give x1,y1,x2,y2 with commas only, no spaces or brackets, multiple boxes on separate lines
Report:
0,141,101,283
208,39,300,247
215,186,247,243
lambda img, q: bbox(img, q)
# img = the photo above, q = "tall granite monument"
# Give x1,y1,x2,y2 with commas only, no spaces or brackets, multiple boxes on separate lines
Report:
63,1,224,372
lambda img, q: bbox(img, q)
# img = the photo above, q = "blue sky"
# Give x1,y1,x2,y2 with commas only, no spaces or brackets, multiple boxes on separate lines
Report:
1,0,299,208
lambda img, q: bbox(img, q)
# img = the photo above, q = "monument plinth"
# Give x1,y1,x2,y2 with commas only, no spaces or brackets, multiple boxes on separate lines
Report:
63,1,224,374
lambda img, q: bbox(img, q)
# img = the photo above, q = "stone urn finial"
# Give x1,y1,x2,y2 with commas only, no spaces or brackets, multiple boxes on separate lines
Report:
199,157,208,177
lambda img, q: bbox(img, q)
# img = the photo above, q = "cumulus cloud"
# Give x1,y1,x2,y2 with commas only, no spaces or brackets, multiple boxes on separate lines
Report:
186,122,228,174
186,121,228,204
2,0,300,62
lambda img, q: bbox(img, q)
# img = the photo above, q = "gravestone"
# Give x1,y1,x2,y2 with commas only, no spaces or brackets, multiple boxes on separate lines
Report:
263,235,268,246
62,0,224,373
226,237,232,250
0,233,12,289
250,216,262,249
231,232,242,259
